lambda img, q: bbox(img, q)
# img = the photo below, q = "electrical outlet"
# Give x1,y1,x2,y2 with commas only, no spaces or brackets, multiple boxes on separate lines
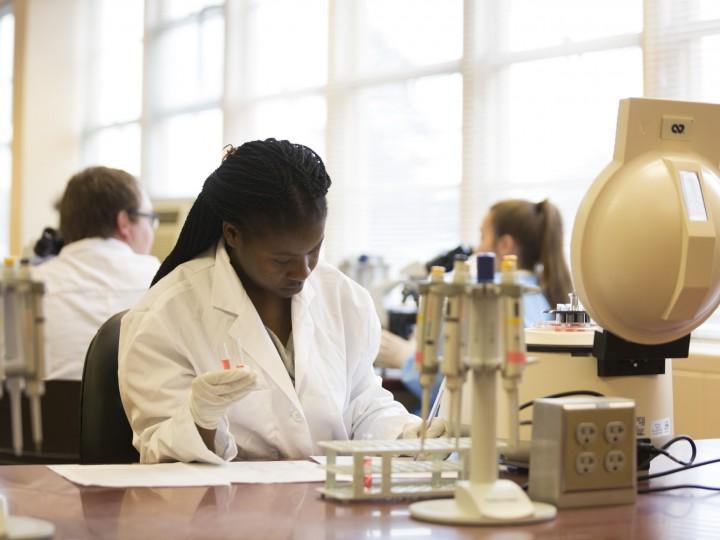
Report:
576,422,598,446
605,449,626,472
605,421,626,444
575,452,597,474
528,396,636,508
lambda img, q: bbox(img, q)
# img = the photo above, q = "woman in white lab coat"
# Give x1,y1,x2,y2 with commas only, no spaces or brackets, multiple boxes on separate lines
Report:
119,139,445,464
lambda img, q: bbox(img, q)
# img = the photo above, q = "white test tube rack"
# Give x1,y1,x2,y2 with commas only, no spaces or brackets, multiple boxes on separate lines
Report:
318,438,471,501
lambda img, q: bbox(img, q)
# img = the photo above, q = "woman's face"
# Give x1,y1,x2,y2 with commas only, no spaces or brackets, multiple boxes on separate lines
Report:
477,211,517,269
224,217,325,299
477,212,496,254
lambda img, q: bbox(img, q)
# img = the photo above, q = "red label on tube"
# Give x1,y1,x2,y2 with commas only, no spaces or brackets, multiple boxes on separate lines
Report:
506,351,527,364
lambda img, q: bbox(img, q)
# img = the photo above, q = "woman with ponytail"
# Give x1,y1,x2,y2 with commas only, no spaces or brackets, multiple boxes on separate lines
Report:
478,198,573,312
119,139,444,464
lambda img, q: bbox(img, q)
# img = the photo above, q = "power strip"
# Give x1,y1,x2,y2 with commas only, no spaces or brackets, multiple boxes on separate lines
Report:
528,396,636,508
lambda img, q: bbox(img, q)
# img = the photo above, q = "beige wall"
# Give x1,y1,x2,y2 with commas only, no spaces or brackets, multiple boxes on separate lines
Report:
11,0,83,254
673,343,720,440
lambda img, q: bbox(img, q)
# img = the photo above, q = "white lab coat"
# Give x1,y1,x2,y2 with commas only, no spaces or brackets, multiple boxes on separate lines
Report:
119,241,416,464
32,237,159,380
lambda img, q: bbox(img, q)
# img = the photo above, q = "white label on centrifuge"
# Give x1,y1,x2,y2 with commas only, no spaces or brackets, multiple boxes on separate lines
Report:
636,416,646,437
651,417,672,437
679,170,708,221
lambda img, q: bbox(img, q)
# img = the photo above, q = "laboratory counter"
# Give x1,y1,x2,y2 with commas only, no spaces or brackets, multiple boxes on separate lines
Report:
2,440,720,539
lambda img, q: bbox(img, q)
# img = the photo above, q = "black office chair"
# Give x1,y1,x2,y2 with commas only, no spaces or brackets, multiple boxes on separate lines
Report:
79,310,139,464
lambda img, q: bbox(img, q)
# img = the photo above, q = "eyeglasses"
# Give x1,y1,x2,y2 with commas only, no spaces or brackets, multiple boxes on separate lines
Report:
131,211,160,230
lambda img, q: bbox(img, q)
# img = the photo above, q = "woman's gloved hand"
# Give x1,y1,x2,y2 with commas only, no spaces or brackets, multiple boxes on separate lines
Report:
375,329,416,369
400,417,448,439
189,367,258,429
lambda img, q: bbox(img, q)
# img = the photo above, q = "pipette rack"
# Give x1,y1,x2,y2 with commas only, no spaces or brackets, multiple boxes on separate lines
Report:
318,437,470,501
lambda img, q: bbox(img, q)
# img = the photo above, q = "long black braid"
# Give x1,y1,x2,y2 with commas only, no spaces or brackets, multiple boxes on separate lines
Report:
151,138,332,286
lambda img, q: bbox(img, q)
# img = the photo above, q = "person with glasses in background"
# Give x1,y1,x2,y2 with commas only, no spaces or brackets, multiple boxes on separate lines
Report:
31,166,160,380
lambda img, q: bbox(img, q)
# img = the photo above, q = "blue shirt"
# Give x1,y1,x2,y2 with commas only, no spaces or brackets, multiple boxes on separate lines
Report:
401,271,551,410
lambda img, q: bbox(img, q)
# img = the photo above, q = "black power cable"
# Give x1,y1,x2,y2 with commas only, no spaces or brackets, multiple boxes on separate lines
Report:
635,436,720,494
639,483,720,494
637,435,697,471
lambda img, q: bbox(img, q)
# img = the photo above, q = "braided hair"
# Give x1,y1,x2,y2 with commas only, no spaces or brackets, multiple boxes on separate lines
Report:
152,138,332,286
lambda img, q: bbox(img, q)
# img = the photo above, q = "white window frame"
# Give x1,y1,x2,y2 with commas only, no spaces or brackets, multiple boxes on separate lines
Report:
79,0,144,175
142,1,225,197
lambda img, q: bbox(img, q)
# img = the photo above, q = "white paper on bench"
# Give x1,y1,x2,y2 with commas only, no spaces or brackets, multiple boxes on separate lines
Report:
48,460,325,488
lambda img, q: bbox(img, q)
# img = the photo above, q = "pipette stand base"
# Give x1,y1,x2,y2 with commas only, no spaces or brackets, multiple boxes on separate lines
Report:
1,494,54,540
410,479,556,525
3,516,55,540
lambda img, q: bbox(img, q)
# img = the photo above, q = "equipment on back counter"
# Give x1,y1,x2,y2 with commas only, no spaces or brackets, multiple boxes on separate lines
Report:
387,246,474,339
424,245,474,274
340,247,475,340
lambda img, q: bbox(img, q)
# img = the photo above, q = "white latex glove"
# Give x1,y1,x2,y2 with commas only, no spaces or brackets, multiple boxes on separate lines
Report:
189,367,258,430
375,329,416,369
400,417,448,439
